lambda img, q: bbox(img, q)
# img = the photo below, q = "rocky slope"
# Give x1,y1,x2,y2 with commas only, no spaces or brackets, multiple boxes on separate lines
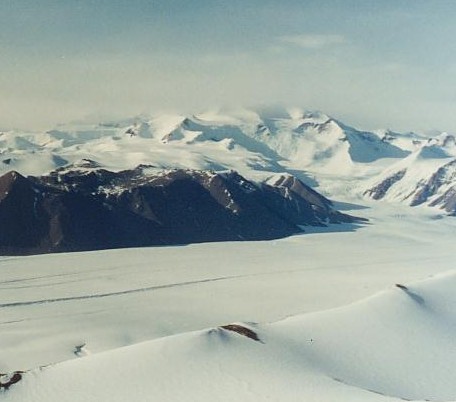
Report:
364,136,456,213
0,163,356,255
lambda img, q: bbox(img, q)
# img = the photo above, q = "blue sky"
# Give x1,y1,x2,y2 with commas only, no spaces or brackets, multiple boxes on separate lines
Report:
1,1,456,131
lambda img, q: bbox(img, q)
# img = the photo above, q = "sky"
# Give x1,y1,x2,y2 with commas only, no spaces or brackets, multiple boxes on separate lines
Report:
1,0,456,132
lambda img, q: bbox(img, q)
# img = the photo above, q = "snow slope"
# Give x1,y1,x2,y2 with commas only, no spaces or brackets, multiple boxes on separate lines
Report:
252,110,409,175
4,269,456,402
1,200,455,371
364,140,456,211
0,116,281,182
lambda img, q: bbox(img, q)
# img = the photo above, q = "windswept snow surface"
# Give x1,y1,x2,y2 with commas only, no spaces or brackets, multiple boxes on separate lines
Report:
3,247,456,402
2,200,456,400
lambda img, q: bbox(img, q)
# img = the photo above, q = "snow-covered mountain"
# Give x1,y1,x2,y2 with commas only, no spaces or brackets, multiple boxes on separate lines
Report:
251,110,409,174
0,108,410,179
2,107,456,215
364,134,456,213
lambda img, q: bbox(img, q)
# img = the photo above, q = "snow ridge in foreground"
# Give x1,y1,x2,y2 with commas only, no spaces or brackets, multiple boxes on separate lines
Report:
4,272,456,402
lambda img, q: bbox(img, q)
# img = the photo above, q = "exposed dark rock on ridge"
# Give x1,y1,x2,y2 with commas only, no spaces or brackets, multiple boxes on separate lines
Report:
363,169,407,200
364,158,456,213
0,166,358,255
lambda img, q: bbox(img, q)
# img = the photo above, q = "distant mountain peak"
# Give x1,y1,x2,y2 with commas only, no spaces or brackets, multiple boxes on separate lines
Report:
0,171,32,198
286,108,332,123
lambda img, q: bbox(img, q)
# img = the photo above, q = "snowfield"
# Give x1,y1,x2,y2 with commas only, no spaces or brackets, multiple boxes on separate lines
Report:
2,108,456,400
3,258,456,402
2,200,456,401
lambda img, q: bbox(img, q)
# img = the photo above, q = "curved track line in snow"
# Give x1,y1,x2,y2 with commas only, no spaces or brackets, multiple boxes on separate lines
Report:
0,253,449,308
0,261,387,306
0,261,138,285
0,273,260,308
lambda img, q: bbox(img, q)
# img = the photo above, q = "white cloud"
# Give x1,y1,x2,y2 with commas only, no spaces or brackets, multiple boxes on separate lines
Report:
279,34,346,49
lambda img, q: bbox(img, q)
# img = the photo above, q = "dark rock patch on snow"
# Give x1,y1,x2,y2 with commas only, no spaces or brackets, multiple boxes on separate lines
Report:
220,324,261,342
0,372,23,390
364,169,407,200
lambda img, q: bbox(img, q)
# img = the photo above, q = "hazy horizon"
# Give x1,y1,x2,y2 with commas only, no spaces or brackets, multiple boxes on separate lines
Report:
2,1,456,133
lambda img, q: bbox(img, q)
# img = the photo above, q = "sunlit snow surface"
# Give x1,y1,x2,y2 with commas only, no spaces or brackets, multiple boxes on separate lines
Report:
2,200,456,401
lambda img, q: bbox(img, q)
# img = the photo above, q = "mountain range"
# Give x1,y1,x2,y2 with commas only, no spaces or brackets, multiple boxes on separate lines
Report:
1,107,456,254
0,163,354,255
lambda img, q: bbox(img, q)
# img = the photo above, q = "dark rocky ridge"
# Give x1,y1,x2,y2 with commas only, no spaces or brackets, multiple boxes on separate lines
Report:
0,165,359,255
363,170,407,200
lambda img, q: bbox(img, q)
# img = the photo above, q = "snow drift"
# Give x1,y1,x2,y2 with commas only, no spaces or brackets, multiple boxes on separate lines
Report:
4,272,456,402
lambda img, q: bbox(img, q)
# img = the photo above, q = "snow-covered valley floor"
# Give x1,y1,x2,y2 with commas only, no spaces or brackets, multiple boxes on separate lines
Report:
2,199,456,401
